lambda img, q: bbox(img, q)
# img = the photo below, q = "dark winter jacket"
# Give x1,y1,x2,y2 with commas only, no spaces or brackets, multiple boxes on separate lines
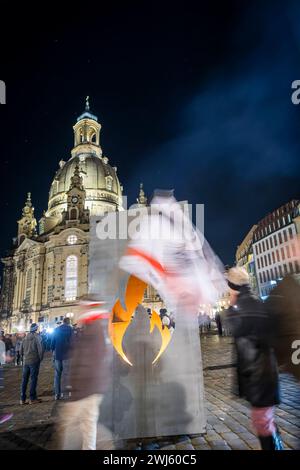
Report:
51,324,73,361
265,275,300,381
68,319,112,401
20,333,44,365
224,286,279,408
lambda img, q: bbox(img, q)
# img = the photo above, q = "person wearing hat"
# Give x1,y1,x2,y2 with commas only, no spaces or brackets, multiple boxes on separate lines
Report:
224,267,283,450
20,323,44,405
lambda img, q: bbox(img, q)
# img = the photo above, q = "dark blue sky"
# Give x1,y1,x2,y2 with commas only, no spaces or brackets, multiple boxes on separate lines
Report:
0,1,300,264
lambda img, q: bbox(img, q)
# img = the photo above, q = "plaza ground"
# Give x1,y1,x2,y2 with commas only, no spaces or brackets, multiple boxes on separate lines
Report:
0,332,300,450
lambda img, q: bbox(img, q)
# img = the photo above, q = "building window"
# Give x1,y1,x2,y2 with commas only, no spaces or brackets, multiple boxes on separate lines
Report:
105,175,113,191
24,268,32,305
268,253,271,265
270,268,274,280
286,245,291,259
47,285,53,303
273,234,277,246
264,255,267,266
274,266,278,279
284,230,288,243
272,252,275,264
70,208,78,220
266,239,269,250
278,232,282,244
289,262,294,274
288,227,293,238
262,241,265,251
291,243,296,257
65,255,78,301
257,258,260,269
26,268,32,289
67,234,78,245
295,261,300,273
276,250,280,262
259,272,262,283
281,247,285,260
278,265,283,277
270,237,273,249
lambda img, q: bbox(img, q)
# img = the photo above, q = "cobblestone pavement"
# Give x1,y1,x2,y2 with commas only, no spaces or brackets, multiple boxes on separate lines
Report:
1,332,300,450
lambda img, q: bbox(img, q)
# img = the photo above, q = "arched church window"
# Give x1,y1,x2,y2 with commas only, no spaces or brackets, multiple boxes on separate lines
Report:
26,268,32,289
65,255,78,301
79,127,84,143
70,208,78,220
106,175,113,191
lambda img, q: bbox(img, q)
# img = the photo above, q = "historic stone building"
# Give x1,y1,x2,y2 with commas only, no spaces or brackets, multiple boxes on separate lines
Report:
0,100,137,332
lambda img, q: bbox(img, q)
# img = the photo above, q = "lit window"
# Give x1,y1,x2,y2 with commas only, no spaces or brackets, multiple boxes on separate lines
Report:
106,175,113,191
65,255,78,301
67,235,78,245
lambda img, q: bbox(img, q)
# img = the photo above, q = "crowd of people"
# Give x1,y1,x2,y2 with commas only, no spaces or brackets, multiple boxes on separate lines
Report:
0,268,299,450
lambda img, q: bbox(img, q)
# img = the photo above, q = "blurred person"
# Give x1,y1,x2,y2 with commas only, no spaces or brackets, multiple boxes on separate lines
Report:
4,334,12,355
51,317,73,400
215,312,223,336
58,300,111,450
0,335,13,424
224,267,283,450
15,335,23,366
266,274,300,382
20,323,44,405
120,190,226,318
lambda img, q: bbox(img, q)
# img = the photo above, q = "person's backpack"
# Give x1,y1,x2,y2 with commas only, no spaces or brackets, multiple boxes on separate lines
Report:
265,275,300,381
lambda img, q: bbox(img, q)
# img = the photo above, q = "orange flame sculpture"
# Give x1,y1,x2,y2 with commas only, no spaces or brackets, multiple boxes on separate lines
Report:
108,275,172,366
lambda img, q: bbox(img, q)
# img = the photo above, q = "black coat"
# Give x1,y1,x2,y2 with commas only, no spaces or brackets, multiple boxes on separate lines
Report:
225,287,279,408
265,275,300,381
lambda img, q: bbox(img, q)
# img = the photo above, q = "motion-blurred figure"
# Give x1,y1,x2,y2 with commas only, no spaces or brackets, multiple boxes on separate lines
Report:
224,267,283,450
120,190,226,318
58,300,111,450
15,335,23,366
0,335,13,424
266,274,300,382
215,312,223,336
51,317,73,400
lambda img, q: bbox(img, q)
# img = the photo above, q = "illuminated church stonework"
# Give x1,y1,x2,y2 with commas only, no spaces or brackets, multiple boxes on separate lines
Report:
0,100,135,331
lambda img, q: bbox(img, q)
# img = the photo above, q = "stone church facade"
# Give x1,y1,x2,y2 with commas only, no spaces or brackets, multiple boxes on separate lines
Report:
0,100,153,332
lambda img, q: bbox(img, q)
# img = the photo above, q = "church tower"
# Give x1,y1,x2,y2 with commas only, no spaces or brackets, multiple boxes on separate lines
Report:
72,96,102,159
17,192,37,243
65,164,89,224
136,183,148,206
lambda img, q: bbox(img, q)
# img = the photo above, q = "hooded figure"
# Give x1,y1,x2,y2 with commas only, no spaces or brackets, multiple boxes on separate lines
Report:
224,267,283,450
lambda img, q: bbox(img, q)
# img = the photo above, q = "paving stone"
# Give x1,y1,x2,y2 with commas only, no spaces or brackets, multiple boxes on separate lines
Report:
1,333,300,450
175,443,195,450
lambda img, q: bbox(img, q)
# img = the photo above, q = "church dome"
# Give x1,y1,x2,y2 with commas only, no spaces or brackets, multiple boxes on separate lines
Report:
46,99,123,219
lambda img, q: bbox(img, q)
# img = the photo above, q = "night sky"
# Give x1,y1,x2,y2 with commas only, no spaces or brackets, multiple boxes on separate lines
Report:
1,1,300,266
